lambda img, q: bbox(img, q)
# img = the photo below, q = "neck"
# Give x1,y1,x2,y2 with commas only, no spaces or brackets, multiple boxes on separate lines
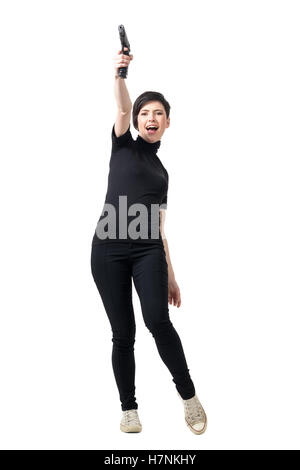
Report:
136,133,161,154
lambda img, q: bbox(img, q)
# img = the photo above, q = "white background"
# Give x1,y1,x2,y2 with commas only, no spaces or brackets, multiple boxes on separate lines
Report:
0,0,299,450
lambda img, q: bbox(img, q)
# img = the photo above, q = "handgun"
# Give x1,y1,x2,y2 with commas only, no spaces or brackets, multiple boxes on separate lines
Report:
118,25,131,79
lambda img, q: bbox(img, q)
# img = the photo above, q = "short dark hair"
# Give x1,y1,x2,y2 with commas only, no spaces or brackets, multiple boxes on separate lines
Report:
132,91,171,130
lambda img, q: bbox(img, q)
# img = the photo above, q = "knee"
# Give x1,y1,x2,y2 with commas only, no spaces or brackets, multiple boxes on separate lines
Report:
112,326,136,351
145,318,174,337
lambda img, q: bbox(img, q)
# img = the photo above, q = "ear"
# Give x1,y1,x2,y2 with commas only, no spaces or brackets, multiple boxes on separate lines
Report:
166,117,170,128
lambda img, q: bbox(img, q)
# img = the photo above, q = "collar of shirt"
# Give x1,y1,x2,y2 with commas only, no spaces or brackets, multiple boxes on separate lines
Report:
136,134,161,154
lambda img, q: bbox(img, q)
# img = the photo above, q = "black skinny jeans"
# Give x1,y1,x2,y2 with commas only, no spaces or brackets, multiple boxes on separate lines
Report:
90,240,195,411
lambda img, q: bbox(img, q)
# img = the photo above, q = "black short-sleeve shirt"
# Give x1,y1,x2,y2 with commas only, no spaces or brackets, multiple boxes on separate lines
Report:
92,123,168,244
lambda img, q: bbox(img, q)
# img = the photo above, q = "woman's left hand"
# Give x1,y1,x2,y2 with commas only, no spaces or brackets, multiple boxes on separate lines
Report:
168,278,181,308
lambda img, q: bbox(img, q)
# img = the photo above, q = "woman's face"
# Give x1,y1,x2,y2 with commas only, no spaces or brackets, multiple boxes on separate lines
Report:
137,100,170,143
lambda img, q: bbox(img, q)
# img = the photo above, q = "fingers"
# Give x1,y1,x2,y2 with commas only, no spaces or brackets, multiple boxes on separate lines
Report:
118,47,133,59
177,289,181,308
174,292,181,308
168,295,181,308
115,48,133,73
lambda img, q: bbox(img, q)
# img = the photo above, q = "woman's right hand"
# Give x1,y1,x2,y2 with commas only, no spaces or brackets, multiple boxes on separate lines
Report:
114,47,134,78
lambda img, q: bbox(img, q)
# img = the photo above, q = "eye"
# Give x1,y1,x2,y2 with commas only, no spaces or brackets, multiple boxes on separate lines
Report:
141,111,162,115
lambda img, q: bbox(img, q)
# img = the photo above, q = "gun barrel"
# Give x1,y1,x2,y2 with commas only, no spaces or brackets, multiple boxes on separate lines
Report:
118,24,130,50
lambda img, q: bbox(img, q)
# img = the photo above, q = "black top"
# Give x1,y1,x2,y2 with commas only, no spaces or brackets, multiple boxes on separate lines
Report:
92,123,168,244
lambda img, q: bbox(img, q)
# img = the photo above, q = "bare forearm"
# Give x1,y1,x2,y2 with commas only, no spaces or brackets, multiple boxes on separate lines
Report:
114,76,132,113
163,238,175,281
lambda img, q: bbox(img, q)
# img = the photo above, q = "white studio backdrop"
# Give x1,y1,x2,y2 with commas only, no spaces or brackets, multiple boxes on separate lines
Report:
0,0,299,450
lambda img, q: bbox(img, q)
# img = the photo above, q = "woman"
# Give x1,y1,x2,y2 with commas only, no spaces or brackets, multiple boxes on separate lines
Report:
90,47,207,435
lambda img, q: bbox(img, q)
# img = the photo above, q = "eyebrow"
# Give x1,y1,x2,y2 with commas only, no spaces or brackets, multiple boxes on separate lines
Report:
141,109,163,112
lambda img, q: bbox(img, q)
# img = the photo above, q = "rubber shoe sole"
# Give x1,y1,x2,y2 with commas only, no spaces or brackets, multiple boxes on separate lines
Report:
185,416,207,435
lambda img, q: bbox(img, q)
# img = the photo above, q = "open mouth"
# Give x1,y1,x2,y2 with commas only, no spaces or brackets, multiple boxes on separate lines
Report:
146,125,159,135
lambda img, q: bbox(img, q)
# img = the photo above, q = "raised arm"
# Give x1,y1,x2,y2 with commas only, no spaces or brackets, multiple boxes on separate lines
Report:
114,47,134,137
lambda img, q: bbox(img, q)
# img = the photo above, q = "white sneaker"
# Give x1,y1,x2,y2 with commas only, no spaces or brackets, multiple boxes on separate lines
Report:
178,392,207,435
120,409,142,433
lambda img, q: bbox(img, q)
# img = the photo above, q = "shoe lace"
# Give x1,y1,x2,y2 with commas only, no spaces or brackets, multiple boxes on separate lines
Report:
184,396,206,424
123,410,140,426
